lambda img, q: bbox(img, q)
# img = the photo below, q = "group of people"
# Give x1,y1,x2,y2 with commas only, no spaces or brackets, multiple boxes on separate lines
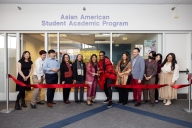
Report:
14,47,179,110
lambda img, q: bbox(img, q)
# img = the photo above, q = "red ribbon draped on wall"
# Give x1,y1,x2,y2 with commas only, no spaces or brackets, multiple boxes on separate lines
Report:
8,74,90,88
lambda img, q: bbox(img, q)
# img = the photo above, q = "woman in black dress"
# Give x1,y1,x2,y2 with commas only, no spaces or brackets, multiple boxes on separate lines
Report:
60,54,73,104
15,51,33,110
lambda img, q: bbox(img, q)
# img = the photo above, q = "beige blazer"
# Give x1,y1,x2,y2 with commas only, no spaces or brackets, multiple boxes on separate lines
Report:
116,61,132,85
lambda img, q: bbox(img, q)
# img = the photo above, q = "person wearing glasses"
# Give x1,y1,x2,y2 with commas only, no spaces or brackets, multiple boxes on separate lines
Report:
98,51,116,108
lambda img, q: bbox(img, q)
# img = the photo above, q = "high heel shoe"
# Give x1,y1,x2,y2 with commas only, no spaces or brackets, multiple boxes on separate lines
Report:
87,100,92,106
91,99,96,103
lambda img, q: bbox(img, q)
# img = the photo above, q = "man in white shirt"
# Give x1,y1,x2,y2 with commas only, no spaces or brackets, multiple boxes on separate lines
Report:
30,50,47,109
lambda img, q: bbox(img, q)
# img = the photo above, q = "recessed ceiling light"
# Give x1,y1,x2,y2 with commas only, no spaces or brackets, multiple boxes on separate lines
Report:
40,34,67,37
95,41,114,43
122,37,128,40
95,34,120,37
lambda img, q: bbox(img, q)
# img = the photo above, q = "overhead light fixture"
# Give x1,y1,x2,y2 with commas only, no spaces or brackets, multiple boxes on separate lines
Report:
53,41,75,43
95,34,120,37
122,37,128,40
40,34,67,37
95,41,114,43
115,44,119,47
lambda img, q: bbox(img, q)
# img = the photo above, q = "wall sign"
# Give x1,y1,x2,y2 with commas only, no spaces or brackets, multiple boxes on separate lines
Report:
41,14,128,27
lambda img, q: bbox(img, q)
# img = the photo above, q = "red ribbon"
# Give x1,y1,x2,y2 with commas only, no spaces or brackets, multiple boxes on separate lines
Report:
187,74,192,84
171,84,191,89
109,84,168,89
8,74,90,88
110,84,191,89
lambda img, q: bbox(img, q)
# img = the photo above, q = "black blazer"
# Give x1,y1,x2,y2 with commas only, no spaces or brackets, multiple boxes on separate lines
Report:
72,61,86,81
60,62,73,83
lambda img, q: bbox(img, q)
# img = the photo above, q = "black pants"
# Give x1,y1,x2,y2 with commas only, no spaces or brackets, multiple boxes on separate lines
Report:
155,75,159,100
45,73,58,103
104,78,114,101
63,78,72,101
118,88,128,104
16,89,25,102
74,80,84,101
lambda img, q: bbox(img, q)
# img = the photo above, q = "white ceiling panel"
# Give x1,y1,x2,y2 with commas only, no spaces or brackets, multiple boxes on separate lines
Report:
0,0,191,4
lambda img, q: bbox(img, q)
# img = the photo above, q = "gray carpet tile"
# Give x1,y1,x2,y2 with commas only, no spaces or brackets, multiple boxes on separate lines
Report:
0,101,104,128
65,107,185,128
123,100,192,123
0,100,192,128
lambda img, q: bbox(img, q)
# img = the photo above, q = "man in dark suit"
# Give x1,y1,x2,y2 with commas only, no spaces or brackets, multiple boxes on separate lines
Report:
131,48,145,107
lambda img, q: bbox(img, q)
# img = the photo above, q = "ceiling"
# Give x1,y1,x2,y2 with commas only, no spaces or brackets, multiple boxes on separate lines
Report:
24,33,149,44
0,0,191,4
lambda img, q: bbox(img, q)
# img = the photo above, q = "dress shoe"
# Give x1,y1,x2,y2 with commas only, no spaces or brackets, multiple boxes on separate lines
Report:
30,103,37,109
142,100,148,104
134,102,141,107
131,100,137,103
122,103,128,105
36,101,44,105
150,103,154,107
15,101,22,110
64,100,71,104
165,100,171,106
47,103,53,108
75,101,80,104
163,99,167,104
80,100,86,103
52,101,56,104
118,101,123,104
21,100,27,108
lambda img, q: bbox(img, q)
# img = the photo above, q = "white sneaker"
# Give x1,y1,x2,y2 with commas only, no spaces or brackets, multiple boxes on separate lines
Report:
165,100,171,106
163,99,167,104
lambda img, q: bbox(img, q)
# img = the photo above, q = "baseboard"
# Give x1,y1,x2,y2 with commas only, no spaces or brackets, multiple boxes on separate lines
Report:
177,94,188,99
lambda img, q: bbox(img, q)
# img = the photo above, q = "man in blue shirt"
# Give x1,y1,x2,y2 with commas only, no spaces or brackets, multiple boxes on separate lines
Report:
43,49,60,108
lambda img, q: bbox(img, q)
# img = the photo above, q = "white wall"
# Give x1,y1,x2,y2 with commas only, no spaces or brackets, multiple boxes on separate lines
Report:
23,35,44,63
23,35,44,84
0,4,192,30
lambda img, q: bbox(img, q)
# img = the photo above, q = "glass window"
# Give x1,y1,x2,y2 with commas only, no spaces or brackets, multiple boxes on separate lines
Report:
59,33,111,92
8,34,17,92
0,34,5,92
112,33,162,65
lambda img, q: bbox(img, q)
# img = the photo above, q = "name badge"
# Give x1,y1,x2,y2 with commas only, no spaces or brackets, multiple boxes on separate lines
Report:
81,64,83,67
70,64,72,66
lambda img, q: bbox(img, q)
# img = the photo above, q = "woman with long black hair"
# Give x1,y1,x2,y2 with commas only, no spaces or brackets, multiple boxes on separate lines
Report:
155,53,162,103
159,53,179,106
60,54,73,104
15,51,33,110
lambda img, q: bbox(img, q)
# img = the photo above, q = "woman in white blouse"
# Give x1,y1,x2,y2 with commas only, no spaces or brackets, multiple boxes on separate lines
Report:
159,53,179,106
